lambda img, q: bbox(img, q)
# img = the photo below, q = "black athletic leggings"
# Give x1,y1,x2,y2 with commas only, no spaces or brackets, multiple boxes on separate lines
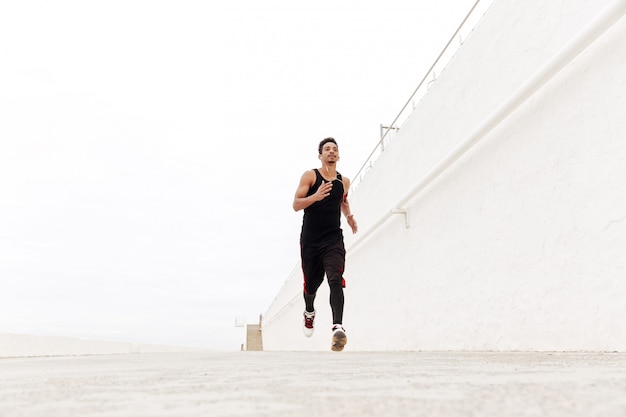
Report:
300,239,346,325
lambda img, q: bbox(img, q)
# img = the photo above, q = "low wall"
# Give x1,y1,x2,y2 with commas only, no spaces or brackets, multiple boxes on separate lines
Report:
0,333,205,358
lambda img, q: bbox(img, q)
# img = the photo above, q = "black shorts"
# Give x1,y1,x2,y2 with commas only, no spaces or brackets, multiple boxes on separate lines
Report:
300,239,346,295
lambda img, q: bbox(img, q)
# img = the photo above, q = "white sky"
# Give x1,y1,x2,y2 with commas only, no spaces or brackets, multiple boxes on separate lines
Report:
1,0,477,349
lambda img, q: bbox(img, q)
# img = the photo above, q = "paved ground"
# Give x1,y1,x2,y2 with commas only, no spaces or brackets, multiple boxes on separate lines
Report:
1,351,625,417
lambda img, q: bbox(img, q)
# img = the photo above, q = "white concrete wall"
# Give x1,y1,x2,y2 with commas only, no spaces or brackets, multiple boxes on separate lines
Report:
263,0,626,351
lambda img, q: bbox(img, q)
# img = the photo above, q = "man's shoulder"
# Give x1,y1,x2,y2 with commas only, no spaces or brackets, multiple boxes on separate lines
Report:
299,169,318,185
302,169,318,178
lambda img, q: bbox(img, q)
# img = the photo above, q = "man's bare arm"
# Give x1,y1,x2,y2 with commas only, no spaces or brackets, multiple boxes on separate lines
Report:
293,170,333,212
340,177,358,234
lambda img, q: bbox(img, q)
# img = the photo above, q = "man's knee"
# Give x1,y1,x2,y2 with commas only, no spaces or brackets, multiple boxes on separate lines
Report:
327,275,344,289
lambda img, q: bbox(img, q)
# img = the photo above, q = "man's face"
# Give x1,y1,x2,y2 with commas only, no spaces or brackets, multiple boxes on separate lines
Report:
320,142,339,163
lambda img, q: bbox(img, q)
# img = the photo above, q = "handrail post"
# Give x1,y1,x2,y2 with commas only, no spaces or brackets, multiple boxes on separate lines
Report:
391,208,410,228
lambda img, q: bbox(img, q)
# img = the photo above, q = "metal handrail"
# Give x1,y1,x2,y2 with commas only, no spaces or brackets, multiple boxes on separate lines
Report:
351,0,489,191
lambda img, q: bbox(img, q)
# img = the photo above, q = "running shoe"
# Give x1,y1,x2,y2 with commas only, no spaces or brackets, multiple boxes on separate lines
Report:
331,324,347,351
303,310,315,337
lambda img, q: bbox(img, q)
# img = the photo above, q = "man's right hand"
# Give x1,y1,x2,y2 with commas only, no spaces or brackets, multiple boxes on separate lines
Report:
314,181,333,201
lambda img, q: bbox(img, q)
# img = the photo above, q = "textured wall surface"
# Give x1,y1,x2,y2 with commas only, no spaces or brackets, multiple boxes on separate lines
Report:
263,0,626,351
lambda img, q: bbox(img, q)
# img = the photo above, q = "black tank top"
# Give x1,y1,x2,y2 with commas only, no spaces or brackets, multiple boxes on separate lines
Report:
300,169,344,246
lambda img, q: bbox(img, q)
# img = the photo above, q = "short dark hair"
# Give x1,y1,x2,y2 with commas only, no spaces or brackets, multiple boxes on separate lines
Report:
318,137,338,154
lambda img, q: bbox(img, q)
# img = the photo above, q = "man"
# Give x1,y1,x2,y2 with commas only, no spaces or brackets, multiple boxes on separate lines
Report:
293,137,358,351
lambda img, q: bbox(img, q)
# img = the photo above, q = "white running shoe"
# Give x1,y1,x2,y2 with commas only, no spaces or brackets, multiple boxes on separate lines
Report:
303,310,315,337
331,324,347,351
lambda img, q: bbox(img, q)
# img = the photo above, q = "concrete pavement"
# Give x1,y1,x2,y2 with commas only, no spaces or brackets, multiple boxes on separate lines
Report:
1,351,625,417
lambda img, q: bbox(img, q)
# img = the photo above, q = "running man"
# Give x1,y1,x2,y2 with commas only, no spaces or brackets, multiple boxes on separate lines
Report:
292,137,358,351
